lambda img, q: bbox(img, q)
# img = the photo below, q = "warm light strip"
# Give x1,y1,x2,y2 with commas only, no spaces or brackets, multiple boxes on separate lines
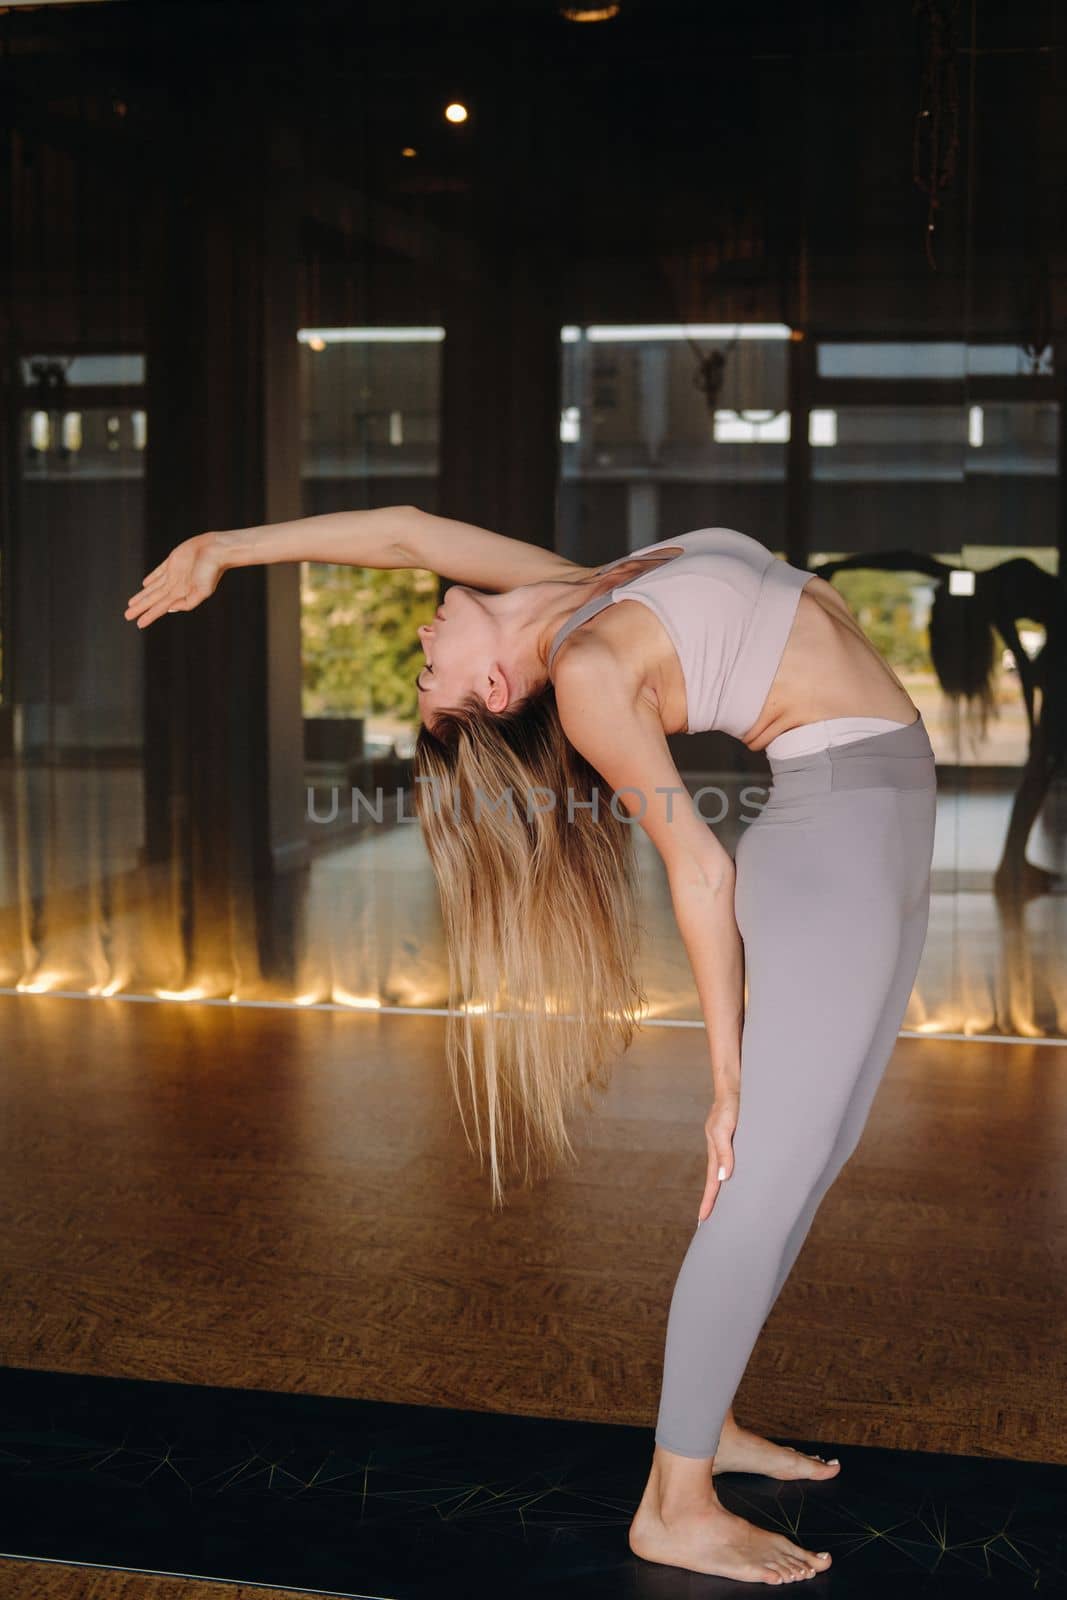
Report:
297,327,445,344
1,987,1063,1046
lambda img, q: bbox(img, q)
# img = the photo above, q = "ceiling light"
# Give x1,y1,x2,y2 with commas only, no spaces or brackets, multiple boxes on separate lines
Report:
560,3,621,20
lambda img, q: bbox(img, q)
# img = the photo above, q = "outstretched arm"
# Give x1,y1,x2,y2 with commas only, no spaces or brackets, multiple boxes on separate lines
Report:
125,505,422,630
125,505,585,630
554,641,744,1225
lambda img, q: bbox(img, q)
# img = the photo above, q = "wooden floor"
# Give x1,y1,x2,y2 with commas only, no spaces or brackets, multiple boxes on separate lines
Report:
0,1560,324,1599
1,989,1064,1524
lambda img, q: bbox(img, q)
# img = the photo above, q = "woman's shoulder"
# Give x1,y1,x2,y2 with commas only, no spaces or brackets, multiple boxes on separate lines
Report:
549,604,664,711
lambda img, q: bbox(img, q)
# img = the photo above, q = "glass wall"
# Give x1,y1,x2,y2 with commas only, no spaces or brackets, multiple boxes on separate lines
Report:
1,351,148,992
298,329,443,769
3,2,1062,1037
558,322,1065,1039
559,324,791,562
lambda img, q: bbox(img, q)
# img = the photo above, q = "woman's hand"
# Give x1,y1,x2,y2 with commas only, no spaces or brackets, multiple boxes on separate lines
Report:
698,1085,739,1224
124,531,227,629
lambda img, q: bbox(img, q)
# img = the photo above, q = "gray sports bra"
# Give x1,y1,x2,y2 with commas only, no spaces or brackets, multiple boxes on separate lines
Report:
546,526,816,738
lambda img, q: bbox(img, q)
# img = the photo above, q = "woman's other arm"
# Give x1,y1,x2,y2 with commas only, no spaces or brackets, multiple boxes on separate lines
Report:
125,505,584,630
554,642,744,1224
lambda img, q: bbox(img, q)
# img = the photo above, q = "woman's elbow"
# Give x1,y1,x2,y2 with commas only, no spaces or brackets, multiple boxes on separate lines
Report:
669,853,735,900
388,505,426,565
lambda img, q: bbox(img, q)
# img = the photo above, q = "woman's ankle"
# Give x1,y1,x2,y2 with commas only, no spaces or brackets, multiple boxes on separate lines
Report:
650,1444,719,1520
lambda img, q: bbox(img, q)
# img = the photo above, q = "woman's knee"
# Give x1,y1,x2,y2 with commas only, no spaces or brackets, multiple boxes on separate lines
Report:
710,1137,840,1242
732,1087,854,1177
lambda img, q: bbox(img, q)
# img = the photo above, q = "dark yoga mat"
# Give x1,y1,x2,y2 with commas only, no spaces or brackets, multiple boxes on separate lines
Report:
0,1365,1063,1597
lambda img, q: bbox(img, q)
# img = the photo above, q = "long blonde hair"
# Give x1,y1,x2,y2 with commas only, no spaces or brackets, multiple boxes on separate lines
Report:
413,681,646,1209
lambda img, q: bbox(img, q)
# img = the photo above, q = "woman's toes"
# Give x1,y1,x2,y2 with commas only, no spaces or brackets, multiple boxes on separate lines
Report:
785,1549,819,1577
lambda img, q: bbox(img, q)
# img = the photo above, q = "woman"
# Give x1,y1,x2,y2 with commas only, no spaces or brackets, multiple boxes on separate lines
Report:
125,504,937,1587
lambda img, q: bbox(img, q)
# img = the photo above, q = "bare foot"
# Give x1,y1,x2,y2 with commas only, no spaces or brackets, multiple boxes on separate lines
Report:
629,1492,832,1584
714,1418,841,1481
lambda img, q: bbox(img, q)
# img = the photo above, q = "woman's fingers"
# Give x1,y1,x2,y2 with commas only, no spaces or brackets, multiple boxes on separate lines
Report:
127,579,195,628
124,588,162,619
125,567,177,615
696,1160,730,1225
697,1140,726,1223
712,1116,736,1184
125,535,224,627
134,564,175,594
696,1161,721,1225
714,1130,736,1183
125,564,194,627
134,595,176,629
697,1104,738,1223
125,585,177,625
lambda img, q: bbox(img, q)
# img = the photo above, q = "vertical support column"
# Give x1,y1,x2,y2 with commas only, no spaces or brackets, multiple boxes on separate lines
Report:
627,484,659,552
143,91,306,994
260,129,309,883
627,343,669,549
1056,339,1067,586
438,56,563,556
638,343,669,465
784,329,814,567
439,250,562,549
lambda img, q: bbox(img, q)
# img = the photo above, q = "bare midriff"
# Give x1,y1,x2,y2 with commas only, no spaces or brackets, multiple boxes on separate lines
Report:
739,575,918,751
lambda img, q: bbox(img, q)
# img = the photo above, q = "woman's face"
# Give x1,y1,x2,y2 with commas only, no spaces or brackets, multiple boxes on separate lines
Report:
416,585,507,726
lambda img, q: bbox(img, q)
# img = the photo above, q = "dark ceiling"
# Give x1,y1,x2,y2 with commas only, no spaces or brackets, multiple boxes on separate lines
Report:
2,0,1064,275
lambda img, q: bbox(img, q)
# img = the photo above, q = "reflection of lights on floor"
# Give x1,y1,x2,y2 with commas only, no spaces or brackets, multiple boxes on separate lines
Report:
331,988,382,1010
1,987,1066,1046
89,976,128,997
899,1004,1046,1041
899,1024,1059,1045
15,972,68,993
387,984,440,1008
620,998,671,1023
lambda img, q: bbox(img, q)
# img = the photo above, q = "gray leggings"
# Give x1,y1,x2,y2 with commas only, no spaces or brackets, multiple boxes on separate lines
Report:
654,713,938,1459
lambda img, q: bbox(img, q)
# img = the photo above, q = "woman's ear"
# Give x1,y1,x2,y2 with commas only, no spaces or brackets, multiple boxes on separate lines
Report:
485,668,510,715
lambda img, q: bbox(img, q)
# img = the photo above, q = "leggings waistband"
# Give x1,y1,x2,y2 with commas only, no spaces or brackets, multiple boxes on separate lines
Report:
763,712,936,797
763,714,912,761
